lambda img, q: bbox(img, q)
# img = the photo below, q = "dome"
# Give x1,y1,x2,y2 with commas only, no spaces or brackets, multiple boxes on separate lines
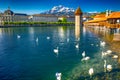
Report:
75,7,82,15
4,7,14,15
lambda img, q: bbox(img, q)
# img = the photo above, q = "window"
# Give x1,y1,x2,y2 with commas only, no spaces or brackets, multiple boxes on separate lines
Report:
117,19,120,23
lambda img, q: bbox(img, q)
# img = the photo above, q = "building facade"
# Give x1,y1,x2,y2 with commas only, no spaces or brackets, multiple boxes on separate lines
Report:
29,14,58,22
0,7,28,25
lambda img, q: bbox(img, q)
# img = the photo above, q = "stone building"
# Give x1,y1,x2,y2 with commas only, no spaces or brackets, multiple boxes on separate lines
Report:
29,14,58,22
0,7,28,25
75,7,83,27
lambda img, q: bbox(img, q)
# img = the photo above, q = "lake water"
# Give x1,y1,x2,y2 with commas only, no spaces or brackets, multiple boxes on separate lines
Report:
0,26,120,80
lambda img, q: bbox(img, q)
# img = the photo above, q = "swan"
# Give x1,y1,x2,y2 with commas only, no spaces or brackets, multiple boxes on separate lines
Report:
91,44,94,46
100,41,106,47
47,36,50,40
85,56,90,60
101,51,105,58
17,35,21,39
82,51,86,58
56,72,62,80
81,56,90,61
89,68,94,78
104,60,107,72
102,51,112,58
67,38,69,42
75,44,79,49
106,50,112,54
107,64,112,72
54,47,59,54
102,51,108,58
36,37,38,42
112,55,118,59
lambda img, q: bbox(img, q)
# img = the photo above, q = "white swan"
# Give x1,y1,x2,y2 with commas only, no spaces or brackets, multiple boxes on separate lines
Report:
106,50,112,54
36,37,38,42
89,68,94,78
56,72,62,80
112,55,118,59
101,51,105,58
54,47,59,54
81,56,90,61
91,44,94,46
17,35,21,39
104,60,107,72
67,38,69,42
82,51,86,58
47,36,50,40
102,50,112,58
107,64,112,72
102,51,108,58
75,44,79,49
100,41,106,47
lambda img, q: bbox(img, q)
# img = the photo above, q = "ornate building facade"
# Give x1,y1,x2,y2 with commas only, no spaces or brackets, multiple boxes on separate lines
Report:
0,7,28,25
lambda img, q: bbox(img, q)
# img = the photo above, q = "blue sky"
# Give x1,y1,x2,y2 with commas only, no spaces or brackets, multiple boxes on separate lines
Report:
0,0,120,14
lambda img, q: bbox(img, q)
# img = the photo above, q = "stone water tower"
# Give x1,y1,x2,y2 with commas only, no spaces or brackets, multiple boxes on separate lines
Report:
75,7,83,39
75,7,83,27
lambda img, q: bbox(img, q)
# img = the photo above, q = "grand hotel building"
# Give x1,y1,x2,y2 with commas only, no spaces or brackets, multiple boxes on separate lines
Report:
0,7,28,25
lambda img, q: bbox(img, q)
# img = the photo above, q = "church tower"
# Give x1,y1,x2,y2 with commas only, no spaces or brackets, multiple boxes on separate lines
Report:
75,7,82,27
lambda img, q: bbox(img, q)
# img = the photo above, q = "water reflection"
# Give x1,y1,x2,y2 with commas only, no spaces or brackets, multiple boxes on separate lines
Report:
75,26,80,41
65,27,120,80
0,26,120,80
88,27,120,42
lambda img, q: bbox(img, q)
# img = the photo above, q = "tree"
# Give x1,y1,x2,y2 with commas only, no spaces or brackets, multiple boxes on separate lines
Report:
62,18,67,22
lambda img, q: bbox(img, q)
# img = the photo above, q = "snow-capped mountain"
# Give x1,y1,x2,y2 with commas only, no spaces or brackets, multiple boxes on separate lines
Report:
41,5,75,16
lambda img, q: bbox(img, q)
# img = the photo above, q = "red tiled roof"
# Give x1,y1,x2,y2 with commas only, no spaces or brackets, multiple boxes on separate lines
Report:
85,18,107,23
107,12,120,19
94,14,106,19
32,14,57,17
75,7,82,15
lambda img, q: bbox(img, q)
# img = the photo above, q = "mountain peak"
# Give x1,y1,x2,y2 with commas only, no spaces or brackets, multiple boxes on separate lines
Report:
41,5,75,16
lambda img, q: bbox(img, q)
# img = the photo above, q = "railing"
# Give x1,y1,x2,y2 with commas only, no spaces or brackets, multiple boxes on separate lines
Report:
106,23,120,28
84,22,120,28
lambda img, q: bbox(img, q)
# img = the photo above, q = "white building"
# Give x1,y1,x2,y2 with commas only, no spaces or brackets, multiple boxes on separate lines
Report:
0,7,28,25
29,14,58,22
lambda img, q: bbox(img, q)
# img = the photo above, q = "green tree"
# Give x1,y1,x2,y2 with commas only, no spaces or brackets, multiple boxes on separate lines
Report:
62,18,67,22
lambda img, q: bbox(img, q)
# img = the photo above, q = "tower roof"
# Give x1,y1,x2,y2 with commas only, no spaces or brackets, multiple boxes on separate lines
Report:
75,7,82,15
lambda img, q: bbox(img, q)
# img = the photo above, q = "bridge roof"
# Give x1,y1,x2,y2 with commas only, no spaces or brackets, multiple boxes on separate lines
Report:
94,14,106,19
108,12,120,19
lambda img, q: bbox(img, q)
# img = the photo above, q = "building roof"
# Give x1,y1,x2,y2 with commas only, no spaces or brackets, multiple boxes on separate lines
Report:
32,14,58,17
75,7,82,15
14,13,27,16
84,11,120,24
107,12,120,19
4,7,14,15
85,18,107,23
94,14,106,19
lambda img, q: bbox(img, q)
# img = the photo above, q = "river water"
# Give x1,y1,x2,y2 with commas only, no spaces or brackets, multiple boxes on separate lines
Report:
0,26,120,80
